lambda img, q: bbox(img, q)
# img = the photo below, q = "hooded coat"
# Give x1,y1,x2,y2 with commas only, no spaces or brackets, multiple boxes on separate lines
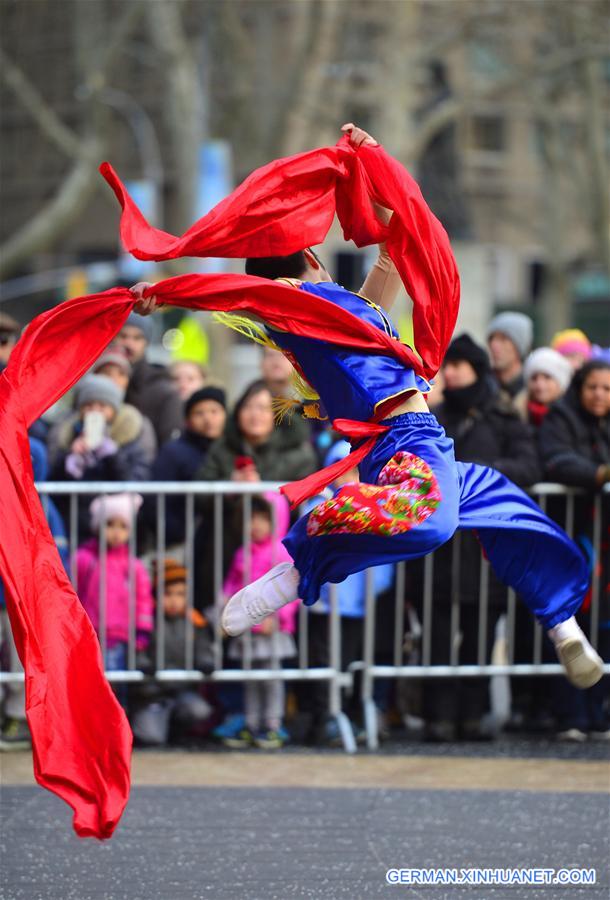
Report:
48,403,156,483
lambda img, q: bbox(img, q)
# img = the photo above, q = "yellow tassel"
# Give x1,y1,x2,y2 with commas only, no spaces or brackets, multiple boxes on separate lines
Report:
290,368,320,402
302,402,327,421
212,311,283,352
271,396,301,425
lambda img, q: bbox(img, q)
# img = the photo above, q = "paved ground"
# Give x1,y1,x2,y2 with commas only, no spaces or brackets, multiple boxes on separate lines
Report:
2,744,609,900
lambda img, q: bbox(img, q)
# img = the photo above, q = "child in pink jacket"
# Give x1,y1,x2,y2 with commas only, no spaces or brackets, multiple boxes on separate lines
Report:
76,493,154,678
223,492,298,748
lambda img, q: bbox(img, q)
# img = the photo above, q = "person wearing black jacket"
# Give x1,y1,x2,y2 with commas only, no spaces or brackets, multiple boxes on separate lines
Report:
435,334,541,488
413,334,541,741
146,386,227,546
538,360,610,490
538,360,610,741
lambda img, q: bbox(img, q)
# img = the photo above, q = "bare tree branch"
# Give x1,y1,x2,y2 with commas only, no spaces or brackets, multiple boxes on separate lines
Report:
407,41,609,166
0,2,146,159
0,48,83,160
278,0,347,157
147,0,204,231
0,140,102,279
0,0,147,279
407,98,462,168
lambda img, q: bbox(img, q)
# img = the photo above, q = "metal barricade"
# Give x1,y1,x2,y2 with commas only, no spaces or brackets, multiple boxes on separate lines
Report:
2,480,355,751
1,481,608,754
359,483,610,749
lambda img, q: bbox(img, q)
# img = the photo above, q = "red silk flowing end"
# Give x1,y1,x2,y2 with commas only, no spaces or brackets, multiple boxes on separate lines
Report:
0,136,459,837
0,290,136,838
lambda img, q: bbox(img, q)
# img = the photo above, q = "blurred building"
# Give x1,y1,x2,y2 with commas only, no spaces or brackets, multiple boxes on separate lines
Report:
1,0,609,350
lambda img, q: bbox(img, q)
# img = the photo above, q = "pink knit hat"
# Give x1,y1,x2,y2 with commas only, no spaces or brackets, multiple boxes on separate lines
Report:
89,493,143,531
551,329,592,361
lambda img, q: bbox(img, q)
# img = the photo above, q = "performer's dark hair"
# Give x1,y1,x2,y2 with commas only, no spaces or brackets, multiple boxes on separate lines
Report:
245,252,308,281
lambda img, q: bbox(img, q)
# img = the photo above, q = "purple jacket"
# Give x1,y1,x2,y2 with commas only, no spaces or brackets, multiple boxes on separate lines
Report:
76,539,154,648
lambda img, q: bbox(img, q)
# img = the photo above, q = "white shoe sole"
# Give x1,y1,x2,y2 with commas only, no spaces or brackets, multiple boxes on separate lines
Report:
556,637,604,690
221,562,295,637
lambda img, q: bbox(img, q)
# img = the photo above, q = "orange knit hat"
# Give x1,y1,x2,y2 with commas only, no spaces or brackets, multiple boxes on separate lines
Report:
153,558,187,589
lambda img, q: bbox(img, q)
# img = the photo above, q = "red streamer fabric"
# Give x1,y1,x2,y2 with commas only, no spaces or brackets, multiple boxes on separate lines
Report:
279,419,391,508
0,136,459,838
0,290,135,839
101,135,459,380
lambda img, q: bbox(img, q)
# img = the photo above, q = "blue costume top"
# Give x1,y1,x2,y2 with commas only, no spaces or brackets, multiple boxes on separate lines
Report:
269,281,431,423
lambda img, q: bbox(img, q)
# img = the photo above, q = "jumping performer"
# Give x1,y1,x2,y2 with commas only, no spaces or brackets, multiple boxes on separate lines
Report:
130,124,603,691
2,121,605,837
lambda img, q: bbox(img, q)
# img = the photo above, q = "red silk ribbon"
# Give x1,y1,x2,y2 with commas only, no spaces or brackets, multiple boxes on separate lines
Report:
0,136,459,839
279,418,390,508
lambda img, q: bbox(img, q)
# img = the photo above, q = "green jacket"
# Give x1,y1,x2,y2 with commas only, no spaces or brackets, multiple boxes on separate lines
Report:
195,416,317,484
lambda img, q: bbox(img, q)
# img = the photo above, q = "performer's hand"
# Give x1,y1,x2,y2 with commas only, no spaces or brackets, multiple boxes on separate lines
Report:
130,282,162,316
341,123,378,148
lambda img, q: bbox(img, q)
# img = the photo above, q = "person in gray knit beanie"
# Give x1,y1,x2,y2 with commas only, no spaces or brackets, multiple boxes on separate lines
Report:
487,311,533,360
487,311,534,416
76,374,124,415
124,311,155,345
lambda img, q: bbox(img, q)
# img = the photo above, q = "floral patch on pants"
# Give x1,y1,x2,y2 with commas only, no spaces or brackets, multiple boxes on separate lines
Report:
306,451,441,537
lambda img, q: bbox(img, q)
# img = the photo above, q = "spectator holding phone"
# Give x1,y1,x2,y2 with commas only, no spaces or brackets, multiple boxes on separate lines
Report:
48,374,156,537
146,386,227,546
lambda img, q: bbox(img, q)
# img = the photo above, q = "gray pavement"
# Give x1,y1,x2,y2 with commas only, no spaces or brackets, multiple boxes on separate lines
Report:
2,784,608,900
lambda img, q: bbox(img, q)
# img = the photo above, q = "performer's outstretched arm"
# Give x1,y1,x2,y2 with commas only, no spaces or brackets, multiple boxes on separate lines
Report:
359,241,402,313
339,123,460,378
341,125,403,315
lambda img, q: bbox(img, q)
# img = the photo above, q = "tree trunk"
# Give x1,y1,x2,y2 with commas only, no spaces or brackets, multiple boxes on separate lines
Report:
147,0,205,237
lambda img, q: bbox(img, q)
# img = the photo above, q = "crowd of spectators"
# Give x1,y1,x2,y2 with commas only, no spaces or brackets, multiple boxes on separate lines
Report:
0,306,608,750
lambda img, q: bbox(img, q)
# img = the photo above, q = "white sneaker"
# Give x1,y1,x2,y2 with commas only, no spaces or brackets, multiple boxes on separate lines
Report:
221,562,299,637
556,728,587,743
555,637,604,690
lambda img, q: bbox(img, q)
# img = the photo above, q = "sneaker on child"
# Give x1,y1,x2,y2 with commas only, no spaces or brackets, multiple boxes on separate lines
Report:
222,727,255,749
254,729,287,750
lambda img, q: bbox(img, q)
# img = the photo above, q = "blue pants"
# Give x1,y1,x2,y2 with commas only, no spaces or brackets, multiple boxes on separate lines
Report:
284,413,589,629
